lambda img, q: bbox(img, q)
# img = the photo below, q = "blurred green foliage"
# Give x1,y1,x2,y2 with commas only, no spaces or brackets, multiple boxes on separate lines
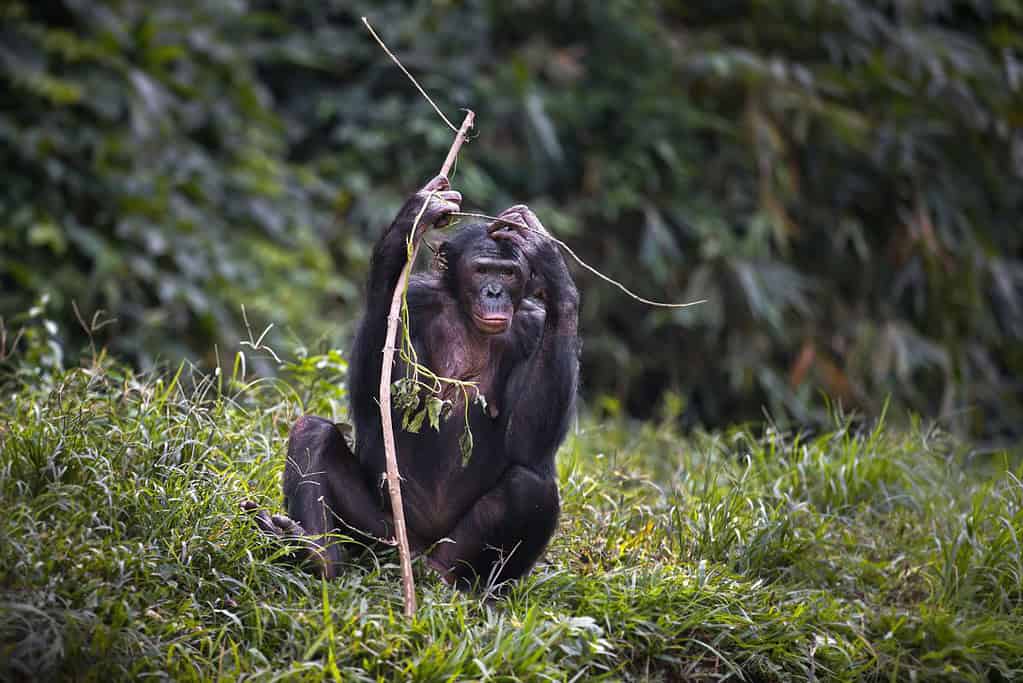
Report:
1,0,1021,438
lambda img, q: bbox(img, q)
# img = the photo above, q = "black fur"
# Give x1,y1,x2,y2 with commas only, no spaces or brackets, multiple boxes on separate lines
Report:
278,185,579,589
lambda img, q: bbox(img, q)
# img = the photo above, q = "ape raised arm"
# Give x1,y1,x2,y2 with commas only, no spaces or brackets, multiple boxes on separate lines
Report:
490,205,579,461
246,176,579,590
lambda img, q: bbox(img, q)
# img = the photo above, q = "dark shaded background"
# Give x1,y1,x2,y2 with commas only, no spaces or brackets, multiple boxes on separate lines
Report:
1,0,1021,441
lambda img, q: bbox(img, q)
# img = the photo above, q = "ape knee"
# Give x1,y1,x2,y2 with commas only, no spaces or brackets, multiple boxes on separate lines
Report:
291,415,335,443
505,466,560,538
284,416,342,502
288,416,353,460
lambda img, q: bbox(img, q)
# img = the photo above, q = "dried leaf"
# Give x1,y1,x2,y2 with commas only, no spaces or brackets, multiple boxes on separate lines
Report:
426,396,447,431
404,406,427,434
459,429,473,467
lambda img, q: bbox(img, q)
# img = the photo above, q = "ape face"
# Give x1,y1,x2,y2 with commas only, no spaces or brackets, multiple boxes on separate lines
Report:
452,235,528,335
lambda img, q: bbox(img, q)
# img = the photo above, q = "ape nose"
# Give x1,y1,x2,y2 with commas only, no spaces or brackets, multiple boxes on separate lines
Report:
483,283,502,298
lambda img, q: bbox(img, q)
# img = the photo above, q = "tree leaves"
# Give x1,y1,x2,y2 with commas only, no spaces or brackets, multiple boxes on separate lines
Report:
2,0,1021,439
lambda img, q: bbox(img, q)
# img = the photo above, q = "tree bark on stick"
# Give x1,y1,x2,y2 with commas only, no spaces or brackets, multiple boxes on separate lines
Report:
379,110,475,617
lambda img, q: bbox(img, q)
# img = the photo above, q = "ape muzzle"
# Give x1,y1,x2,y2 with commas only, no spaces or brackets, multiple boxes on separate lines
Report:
473,281,513,334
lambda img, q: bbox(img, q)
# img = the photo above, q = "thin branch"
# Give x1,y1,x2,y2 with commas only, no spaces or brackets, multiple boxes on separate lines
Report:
378,115,476,619
363,14,478,619
362,17,459,133
440,112,475,178
450,212,707,309
378,197,431,619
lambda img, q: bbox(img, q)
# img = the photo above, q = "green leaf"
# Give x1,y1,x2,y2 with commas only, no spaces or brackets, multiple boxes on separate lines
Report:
458,428,474,468
403,406,427,434
426,396,447,431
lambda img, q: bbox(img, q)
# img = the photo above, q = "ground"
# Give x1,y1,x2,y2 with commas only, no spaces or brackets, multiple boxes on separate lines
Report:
1,353,1022,681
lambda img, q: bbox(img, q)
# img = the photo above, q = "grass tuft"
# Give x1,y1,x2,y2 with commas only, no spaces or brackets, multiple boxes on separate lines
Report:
2,357,1022,680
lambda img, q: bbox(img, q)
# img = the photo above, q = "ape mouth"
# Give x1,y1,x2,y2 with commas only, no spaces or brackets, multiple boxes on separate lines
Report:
472,312,511,334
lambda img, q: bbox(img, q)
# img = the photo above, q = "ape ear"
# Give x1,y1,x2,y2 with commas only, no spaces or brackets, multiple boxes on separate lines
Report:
525,270,547,302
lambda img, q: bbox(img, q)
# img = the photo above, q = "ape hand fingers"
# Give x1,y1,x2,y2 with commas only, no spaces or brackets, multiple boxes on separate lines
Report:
488,218,528,236
489,204,529,232
490,227,525,246
515,207,550,237
492,205,549,239
421,174,450,193
497,203,529,219
420,193,461,230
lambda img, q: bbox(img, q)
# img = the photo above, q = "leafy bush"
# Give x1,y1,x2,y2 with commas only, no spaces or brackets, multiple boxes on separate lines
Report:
2,0,1021,437
0,0,343,367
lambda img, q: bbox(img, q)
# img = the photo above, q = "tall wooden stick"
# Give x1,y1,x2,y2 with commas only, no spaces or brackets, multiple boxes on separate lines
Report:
439,112,474,177
379,110,475,617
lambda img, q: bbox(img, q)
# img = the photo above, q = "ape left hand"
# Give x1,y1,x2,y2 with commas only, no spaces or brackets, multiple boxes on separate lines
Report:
489,205,574,307
488,204,550,249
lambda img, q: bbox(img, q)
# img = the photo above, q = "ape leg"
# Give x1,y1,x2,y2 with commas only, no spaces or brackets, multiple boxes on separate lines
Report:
428,465,559,590
273,416,392,578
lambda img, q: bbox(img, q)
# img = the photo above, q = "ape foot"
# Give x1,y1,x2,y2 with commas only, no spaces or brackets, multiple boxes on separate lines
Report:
240,500,332,577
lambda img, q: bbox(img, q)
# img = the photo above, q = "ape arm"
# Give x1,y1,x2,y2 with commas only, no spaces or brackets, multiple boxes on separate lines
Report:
349,177,460,432
498,210,580,468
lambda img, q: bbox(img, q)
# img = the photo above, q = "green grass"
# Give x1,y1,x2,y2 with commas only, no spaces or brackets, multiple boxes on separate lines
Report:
2,353,1022,681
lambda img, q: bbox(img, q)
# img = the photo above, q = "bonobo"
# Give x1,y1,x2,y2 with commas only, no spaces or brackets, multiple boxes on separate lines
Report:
245,175,579,589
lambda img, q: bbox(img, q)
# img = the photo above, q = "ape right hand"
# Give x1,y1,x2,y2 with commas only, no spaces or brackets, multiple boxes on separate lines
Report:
488,204,554,260
410,174,462,230
489,205,575,307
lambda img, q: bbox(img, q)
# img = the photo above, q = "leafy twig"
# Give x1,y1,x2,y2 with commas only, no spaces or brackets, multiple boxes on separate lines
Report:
377,108,475,617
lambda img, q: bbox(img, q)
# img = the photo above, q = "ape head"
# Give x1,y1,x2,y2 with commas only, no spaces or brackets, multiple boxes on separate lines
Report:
436,225,529,335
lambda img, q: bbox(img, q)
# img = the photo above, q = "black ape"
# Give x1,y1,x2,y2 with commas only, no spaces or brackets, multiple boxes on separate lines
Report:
247,175,579,589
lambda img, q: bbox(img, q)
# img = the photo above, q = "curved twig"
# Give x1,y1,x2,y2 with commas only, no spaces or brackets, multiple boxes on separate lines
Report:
362,17,460,133
450,212,706,309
